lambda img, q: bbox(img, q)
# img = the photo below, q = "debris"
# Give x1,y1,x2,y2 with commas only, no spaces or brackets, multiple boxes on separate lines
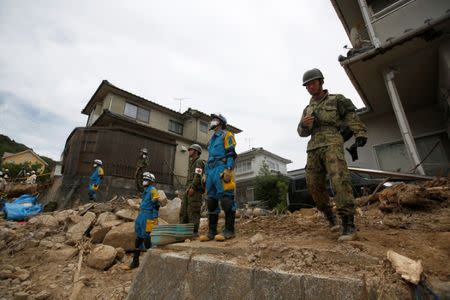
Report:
103,222,136,250
66,212,96,243
158,190,168,207
90,225,112,244
250,233,265,244
95,212,120,227
115,209,138,221
69,242,86,300
159,197,182,224
87,244,117,270
28,214,59,228
387,250,423,284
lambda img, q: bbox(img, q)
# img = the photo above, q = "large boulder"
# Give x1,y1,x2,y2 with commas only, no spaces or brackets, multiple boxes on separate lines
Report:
158,190,168,207
90,226,112,244
159,197,182,224
103,222,135,250
0,227,16,243
86,244,117,270
115,209,138,221
66,212,96,242
28,215,59,228
95,212,120,227
53,209,76,223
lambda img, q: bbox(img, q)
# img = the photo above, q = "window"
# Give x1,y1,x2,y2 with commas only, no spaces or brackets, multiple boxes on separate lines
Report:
124,102,150,123
124,102,137,118
169,120,183,135
236,160,252,174
137,107,150,123
199,121,208,133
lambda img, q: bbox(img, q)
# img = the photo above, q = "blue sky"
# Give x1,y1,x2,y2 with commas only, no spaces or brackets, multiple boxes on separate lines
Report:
0,1,362,169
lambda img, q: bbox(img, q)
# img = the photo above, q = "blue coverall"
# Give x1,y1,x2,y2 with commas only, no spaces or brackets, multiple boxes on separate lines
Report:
205,129,237,214
88,166,104,200
135,185,160,239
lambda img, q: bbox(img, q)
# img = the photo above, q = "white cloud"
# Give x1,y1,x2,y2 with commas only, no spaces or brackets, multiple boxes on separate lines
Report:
0,0,361,169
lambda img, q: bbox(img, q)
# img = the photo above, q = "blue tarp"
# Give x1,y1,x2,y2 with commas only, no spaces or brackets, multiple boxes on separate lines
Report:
3,194,42,221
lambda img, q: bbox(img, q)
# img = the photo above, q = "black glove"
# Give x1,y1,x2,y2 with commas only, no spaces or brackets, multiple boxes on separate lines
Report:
155,203,160,211
355,136,367,147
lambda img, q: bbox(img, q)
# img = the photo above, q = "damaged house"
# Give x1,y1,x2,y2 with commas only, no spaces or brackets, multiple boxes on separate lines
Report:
331,0,450,175
59,80,241,205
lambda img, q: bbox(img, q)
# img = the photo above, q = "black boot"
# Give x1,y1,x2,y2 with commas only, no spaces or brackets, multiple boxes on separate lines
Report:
323,209,340,232
144,238,151,249
129,250,140,269
338,215,356,242
200,214,218,242
223,210,236,239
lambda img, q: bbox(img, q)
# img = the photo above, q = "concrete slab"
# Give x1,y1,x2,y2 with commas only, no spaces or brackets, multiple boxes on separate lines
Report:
127,249,377,300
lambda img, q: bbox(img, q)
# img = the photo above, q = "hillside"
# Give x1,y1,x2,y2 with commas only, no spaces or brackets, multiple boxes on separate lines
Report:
0,134,56,167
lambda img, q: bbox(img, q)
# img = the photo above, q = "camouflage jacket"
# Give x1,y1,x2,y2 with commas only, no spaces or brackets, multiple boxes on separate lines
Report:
136,156,150,174
186,157,205,191
297,91,367,151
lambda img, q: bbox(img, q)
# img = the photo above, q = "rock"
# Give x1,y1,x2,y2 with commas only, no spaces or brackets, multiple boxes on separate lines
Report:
14,292,29,300
159,197,182,224
50,234,66,244
158,218,169,225
53,209,75,223
66,211,96,242
68,214,82,224
28,215,59,228
4,264,15,271
250,233,265,244
115,247,125,260
15,269,30,282
20,281,31,287
34,290,50,300
49,284,57,289
127,198,140,209
158,190,168,207
0,270,13,280
0,227,16,243
95,212,119,227
90,225,112,244
115,209,138,221
25,239,40,248
39,240,54,249
103,222,135,250
48,247,79,261
253,208,270,217
86,244,117,270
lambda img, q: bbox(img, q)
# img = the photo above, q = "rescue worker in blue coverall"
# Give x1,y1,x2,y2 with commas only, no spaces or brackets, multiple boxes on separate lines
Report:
129,172,160,269
88,159,104,201
199,113,238,242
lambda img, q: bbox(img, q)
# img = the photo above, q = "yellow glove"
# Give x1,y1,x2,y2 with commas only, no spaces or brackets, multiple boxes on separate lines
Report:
222,169,232,183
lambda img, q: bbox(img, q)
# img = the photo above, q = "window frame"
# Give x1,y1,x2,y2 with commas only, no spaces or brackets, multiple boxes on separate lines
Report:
199,121,208,133
168,119,184,135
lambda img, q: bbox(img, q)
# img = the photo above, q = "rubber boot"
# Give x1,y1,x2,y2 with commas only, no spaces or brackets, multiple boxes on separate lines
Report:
338,215,357,242
199,214,218,242
144,238,151,249
215,211,236,241
324,209,340,232
129,250,140,269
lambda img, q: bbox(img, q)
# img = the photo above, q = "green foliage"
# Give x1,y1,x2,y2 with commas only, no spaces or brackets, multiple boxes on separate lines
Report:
0,134,28,159
1,161,49,183
255,162,289,212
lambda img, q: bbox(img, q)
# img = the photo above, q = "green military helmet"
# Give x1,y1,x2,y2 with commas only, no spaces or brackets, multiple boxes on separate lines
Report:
302,68,324,86
188,143,202,154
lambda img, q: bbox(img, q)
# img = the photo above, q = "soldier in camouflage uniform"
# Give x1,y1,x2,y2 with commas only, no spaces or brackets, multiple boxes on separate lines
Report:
298,68,367,242
135,148,150,193
179,144,205,236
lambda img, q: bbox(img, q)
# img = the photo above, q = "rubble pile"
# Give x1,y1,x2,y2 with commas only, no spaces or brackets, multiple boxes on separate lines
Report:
0,191,179,300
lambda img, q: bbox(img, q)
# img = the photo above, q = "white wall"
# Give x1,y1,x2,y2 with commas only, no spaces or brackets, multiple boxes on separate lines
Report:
355,104,447,170
236,152,289,182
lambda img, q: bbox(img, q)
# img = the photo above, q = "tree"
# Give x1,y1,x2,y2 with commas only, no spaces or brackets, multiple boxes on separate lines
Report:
254,162,289,213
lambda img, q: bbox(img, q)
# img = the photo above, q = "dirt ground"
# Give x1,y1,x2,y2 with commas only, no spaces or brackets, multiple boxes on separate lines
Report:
0,179,449,299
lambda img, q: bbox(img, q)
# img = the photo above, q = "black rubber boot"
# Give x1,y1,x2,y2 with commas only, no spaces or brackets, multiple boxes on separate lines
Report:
338,215,356,242
223,210,236,239
129,251,140,269
144,238,151,249
200,214,218,242
323,209,340,232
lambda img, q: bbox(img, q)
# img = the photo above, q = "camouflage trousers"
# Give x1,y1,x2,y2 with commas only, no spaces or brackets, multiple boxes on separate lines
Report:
306,144,355,216
179,191,203,233
135,171,144,193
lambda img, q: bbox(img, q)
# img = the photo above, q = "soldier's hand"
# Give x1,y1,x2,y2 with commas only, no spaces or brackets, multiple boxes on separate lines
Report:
355,136,367,147
302,115,315,129
187,188,194,197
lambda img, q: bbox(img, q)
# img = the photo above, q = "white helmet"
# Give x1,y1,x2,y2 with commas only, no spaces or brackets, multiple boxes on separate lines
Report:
142,172,156,182
94,159,103,165
141,148,148,154
31,170,36,174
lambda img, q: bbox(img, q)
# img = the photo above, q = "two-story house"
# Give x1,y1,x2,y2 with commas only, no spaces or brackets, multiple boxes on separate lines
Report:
235,147,292,204
60,80,241,204
331,0,450,175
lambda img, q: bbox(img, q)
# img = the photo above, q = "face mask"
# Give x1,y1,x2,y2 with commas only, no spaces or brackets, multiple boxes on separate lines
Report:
209,119,220,130
93,164,97,168
143,180,149,186
142,154,147,158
